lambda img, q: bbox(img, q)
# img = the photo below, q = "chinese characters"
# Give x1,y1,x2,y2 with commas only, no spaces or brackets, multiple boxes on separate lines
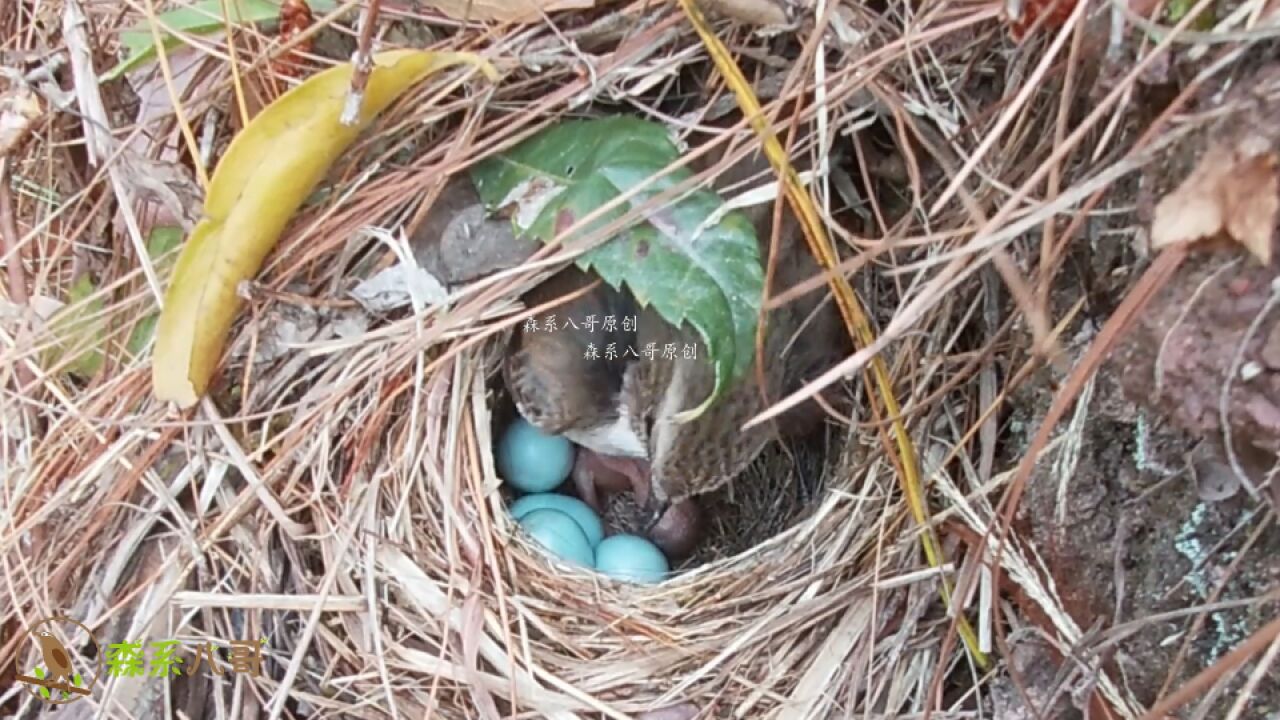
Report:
582,342,698,360
521,314,699,360
105,638,266,678
522,313,637,333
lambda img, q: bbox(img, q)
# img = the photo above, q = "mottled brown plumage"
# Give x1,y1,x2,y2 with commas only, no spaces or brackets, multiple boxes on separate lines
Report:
504,143,848,524
603,491,704,560
620,147,846,507
502,266,655,504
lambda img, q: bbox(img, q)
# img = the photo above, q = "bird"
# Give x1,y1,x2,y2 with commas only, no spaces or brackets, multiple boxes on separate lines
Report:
502,265,653,510
502,142,847,535
624,276,840,515
33,629,75,689
621,146,847,514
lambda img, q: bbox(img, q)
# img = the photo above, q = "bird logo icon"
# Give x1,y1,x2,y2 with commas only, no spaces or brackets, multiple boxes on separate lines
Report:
34,630,74,687
13,616,104,705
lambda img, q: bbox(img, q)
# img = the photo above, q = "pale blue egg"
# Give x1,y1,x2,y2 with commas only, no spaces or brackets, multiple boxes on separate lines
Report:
518,509,594,568
594,535,670,583
498,418,575,493
510,494,605,546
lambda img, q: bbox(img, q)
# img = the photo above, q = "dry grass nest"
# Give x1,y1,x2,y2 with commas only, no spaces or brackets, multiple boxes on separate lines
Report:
5,0,1280,717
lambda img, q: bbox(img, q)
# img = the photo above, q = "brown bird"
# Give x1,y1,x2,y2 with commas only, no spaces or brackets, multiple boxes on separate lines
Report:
33,629,75,688
502,265,653,508
503,142,847,534
621,146,847,513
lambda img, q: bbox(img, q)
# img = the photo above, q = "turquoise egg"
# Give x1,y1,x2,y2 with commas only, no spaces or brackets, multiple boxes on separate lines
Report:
510,494,605,547
498,418,575,493
518,509,594,568
594,535,670,584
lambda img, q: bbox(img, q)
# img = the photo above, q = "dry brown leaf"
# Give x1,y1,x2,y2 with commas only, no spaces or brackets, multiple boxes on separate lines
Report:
1224,152,1279,263
0,69,42,157
1151,135,1279,265
700,0,792,24
420,0,594,22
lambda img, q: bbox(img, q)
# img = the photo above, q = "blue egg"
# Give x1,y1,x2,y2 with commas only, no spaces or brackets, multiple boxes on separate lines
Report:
498,418,575,493
510,494,605,547
594,534,670,584
518,509,594,568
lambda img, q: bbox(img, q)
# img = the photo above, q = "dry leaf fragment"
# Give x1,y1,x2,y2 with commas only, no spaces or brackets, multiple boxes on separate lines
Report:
699,0,791,25
420,0,594,22
349,262,448,313
1223,152,1279,263
409,175,541,286
277,0,316,77
0,69,42,157
1151,136,1279,266
1009,0,1078,40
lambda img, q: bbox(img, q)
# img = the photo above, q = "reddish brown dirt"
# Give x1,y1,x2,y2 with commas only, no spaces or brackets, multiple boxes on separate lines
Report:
994,59,1280,719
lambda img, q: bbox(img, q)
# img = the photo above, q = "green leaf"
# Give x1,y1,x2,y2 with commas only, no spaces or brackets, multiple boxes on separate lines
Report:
44,225,185,377
102,0,341,82
31,667,50,698
126,226,185,358
45,273,108,377
1166,0,1216,28
470,116,764,416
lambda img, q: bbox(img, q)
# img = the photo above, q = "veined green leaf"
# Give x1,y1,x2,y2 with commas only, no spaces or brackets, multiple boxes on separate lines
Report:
470,116,763,415
103,0,342,82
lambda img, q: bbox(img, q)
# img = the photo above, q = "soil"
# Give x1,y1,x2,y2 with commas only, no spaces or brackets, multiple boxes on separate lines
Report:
992,60,1280,718
1008,354,1280,717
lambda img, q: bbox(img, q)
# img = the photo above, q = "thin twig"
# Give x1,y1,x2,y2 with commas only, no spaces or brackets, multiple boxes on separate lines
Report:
1141,615,1280,720
341,0,382,126
0,158,25,307
0,157,34,395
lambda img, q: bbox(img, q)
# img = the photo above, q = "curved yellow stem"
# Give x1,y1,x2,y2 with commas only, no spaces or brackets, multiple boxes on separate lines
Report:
677,0,990,670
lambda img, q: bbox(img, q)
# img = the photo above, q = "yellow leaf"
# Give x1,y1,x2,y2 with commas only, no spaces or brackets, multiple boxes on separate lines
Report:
1151,134,1278,266
152,50,497,408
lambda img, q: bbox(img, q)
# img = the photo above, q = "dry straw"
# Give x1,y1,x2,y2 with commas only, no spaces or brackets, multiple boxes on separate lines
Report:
2,0,1275,717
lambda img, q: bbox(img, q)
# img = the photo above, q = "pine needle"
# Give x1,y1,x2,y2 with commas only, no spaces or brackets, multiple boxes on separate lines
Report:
676,0,989,670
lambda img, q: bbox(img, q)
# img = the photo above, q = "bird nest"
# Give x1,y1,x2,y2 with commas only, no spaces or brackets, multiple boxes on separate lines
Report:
357,345,907,718
10,0,1259,716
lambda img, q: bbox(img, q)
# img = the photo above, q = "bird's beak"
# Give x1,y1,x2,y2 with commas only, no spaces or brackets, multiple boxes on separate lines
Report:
641,495,671,535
